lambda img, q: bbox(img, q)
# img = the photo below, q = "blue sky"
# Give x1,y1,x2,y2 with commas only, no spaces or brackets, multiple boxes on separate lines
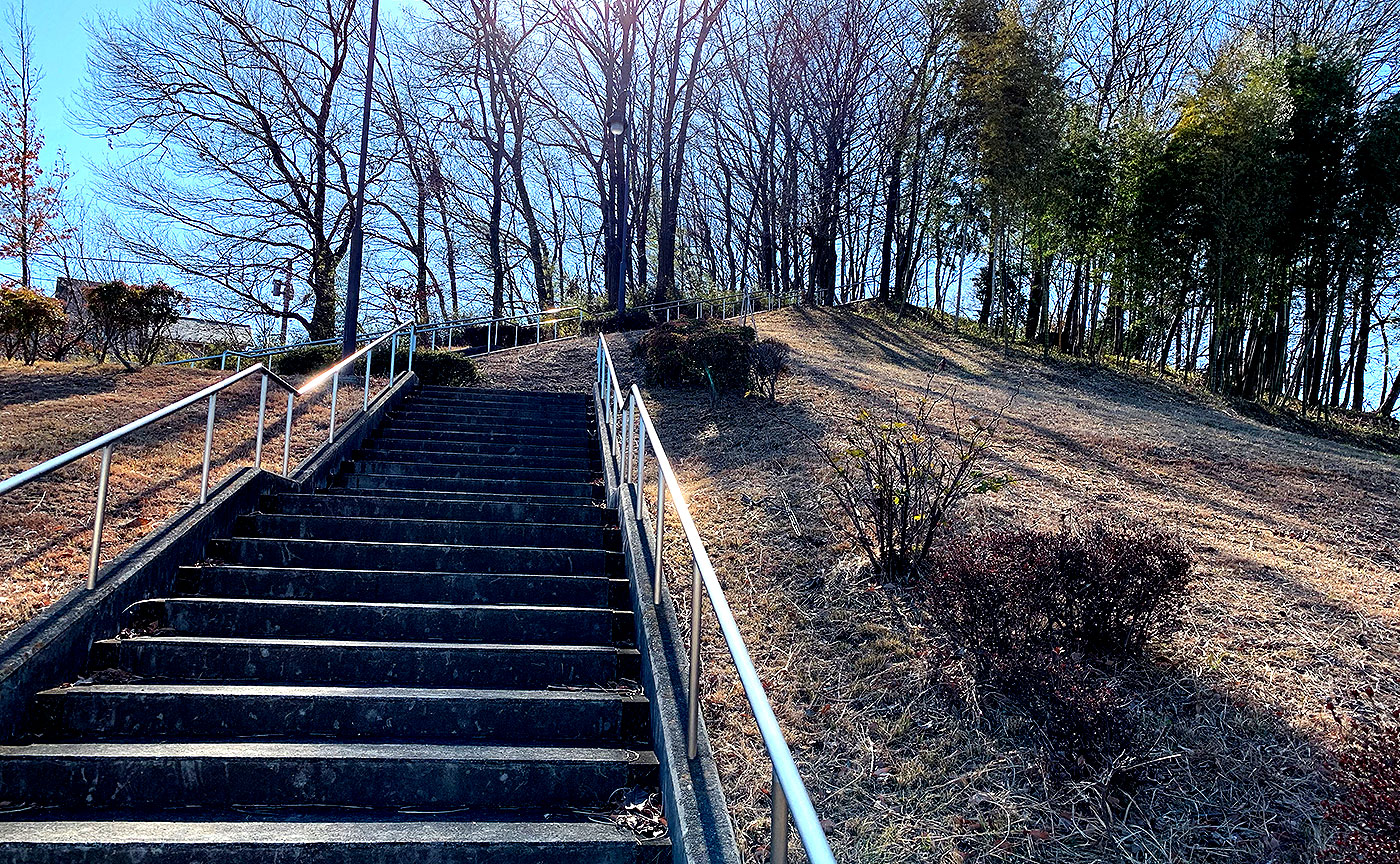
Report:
21,0,139,197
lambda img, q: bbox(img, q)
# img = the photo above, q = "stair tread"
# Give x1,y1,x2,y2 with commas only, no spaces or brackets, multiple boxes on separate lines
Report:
0,820,651,844
39,684,643,701
101,635,627,652
153,598,612,614
0,741,657,763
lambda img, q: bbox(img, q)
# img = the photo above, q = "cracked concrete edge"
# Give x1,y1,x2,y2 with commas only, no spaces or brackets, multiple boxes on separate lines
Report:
0,373,420,741
595,385,743,864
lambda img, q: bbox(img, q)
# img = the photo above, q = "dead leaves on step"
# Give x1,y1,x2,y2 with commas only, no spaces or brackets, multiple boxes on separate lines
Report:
582,785,667,840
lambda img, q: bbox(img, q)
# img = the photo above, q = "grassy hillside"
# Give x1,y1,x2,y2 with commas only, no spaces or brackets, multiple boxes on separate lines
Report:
478,306,1400,863
0,362,362,638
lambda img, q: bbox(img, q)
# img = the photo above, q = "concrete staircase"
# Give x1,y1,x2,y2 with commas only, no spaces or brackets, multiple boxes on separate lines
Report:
0,386,668,863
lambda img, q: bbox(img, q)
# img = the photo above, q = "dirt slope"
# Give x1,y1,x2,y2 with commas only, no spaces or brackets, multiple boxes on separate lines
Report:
479,306,1400,864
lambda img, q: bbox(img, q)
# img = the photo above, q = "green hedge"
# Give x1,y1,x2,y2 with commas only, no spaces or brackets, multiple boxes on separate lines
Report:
256,344,477,387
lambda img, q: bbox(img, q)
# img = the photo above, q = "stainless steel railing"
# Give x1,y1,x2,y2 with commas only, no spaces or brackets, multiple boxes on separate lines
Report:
594,334,835,864
0,323,416,591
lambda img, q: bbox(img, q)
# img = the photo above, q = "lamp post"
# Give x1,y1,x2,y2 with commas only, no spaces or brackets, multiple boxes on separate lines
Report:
342,0,382,359
608,111,628,324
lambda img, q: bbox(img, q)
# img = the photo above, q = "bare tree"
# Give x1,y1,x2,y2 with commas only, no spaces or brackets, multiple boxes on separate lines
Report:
81,0,370,339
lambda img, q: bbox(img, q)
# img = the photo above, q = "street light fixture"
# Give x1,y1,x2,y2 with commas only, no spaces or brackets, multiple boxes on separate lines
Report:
342,0,382,359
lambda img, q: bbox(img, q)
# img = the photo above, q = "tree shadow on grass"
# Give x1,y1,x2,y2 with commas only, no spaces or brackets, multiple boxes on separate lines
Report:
0,367,124,407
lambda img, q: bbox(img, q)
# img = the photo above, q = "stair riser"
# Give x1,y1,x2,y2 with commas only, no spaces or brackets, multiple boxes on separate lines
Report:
368,436,593,458
395,407,591,429
379,425,591,446
145,600,626,646
215,539,617,576
386,421,592,444
265,495,609,527
353,449,593,471
339,474,599,500
33,691,650,747
418,387,589,405
347,461,593,483
0,755,657,810
177,567,620,608
237,515,617,551
98,641,636,688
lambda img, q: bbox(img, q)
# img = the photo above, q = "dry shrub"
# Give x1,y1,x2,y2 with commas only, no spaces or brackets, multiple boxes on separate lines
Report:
920,517,1193,777
748,338,791,399
922,517,1194,660
1325,688,1400,863
634,318,756,393
823,382,1007,583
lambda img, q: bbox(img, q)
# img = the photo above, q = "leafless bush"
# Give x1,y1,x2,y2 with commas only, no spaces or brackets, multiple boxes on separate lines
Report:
822,381,1008,583
748,338,791,399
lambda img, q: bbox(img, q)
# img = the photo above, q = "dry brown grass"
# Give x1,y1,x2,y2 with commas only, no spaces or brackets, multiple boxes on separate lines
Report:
477,306,1400,864
0,360,385,638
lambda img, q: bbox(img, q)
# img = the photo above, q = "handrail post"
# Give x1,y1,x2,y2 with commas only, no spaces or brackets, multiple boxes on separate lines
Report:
328,372,340,443
363,347,373,411
388,332,397,383
87,444,113,590
408,327,416,371
771,769,790,864
653,481,665,604
255,374,268,469
282,392,294,476
220,351,228,371
199,394,216,504
687,555,703,760
624,397,635,485
635,423,647,513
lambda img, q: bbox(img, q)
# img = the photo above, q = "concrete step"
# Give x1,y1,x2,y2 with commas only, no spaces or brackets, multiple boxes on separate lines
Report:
0,820,667,864
264,493,609,527
345,460,593,484
366,434,590,462
211,537,618,576
337,472,600,501
395,405,591,429
418,386,589,405
0,741,659,809
131,598,630,646
94,636,639,688
176,565,624,608
32,684,651,747
235,514,617,550
386,417,592,443
352,447,593,471
378,423,591,446
323,486,603,508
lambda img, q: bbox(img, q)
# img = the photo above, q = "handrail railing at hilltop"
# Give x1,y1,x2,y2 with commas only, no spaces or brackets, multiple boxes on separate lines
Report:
166,288,801,371
594,334,835,864
0,323,416,591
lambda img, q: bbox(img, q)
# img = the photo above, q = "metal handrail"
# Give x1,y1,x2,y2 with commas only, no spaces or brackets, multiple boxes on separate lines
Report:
594,335,835,864
165,286,804,370
2,324,417,592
